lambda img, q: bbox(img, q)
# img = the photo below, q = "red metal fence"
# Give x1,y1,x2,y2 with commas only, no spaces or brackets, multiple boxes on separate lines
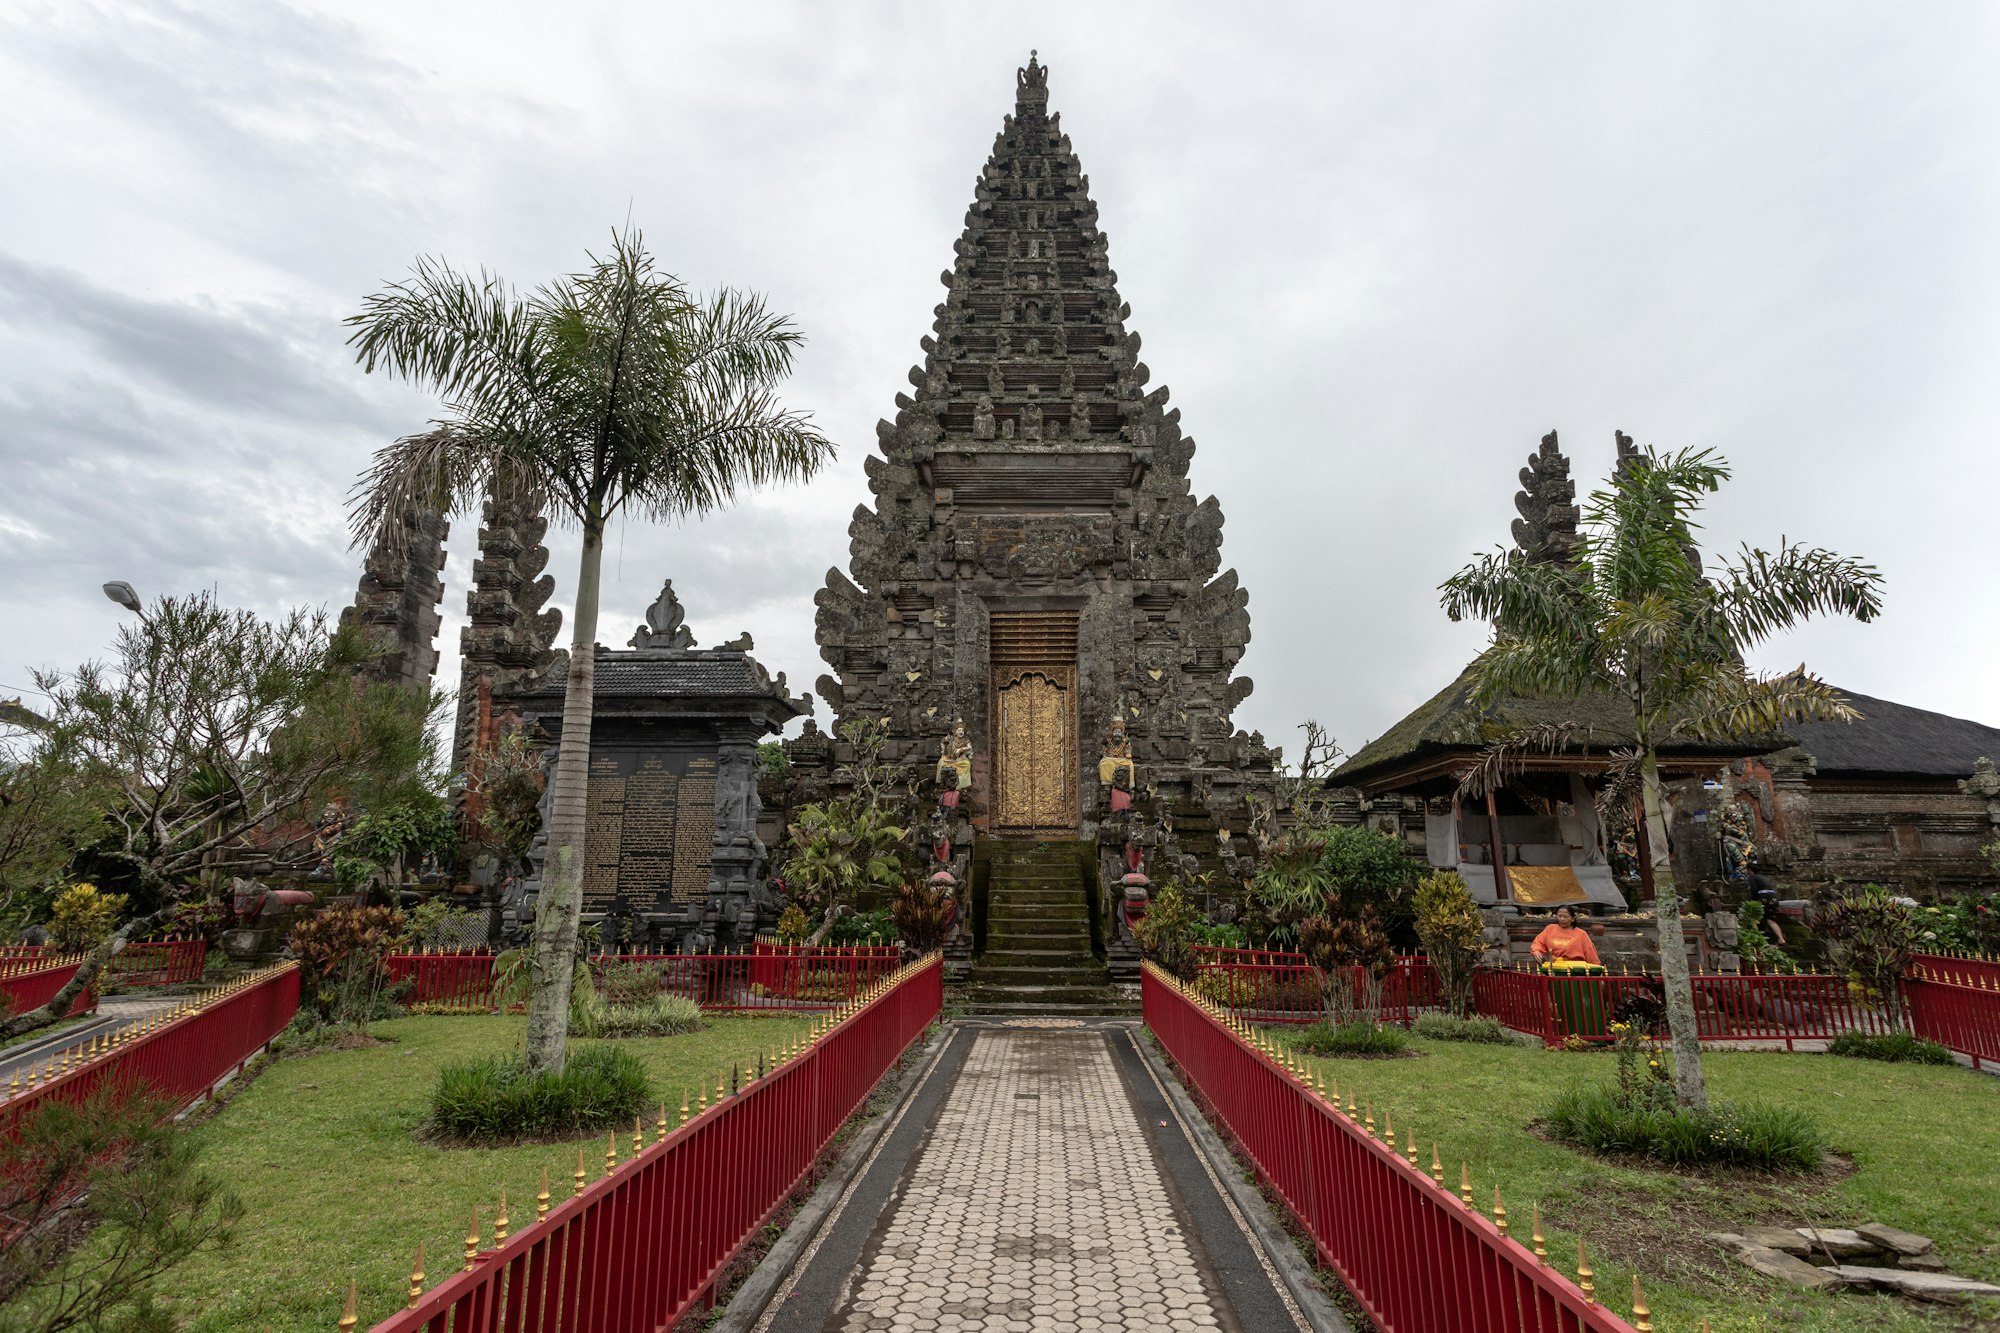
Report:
1191,955,1442,1027
384,945,904,1014
1909,952,2000,989
0,955,97,1020
1471,967,1904,1048
0,939,206,989
1907,974,2000,1070
0,962,299,1131
1145,963,1640,1332
366,954,943,1332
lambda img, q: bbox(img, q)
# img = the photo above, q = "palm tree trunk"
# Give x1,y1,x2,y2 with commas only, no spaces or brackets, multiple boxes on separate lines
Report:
524,518,605,1077
1641,751,1707,1109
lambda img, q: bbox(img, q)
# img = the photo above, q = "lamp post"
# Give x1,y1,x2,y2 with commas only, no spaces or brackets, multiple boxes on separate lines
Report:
101,581,142,615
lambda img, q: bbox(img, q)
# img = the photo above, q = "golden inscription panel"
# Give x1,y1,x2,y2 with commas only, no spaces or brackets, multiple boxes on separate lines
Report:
994,669,1075,831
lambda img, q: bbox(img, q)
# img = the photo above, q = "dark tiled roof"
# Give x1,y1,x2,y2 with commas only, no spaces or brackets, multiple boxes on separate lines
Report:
590,652,774,699
1787,690,2000,778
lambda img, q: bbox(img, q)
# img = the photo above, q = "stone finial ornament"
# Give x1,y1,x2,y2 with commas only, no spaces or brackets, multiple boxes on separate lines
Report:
630,580,696,650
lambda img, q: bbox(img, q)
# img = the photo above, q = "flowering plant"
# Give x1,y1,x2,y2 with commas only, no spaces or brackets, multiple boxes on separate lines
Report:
1609,1019,1675,1114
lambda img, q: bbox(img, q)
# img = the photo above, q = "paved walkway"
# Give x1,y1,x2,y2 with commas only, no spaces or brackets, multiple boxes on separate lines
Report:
759,1023,1313,1333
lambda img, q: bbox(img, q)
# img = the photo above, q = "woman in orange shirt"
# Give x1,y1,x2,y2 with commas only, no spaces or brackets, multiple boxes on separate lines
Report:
1530,906,1602,965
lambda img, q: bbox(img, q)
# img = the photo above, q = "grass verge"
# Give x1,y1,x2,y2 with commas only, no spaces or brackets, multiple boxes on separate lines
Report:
1269,1027,2000,1332
137,1012,810,1332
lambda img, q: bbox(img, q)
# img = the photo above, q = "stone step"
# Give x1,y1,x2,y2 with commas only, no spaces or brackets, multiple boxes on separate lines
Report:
960,976,1120,996
988,924,1089,938
976,950,1101,969
956,1000,1139,1017
971,970,1110,990
986,934,1093,952
989,902,1088,919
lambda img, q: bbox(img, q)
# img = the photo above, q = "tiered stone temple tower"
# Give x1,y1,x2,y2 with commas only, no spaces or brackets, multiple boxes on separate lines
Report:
814,54,1273,846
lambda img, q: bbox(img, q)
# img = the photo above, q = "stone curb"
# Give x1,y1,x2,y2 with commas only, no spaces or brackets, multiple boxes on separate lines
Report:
711,1024,957,1333
1131,1033,1353,1333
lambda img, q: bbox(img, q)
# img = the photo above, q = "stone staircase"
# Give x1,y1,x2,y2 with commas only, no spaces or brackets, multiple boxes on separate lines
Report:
964,840,1130,1016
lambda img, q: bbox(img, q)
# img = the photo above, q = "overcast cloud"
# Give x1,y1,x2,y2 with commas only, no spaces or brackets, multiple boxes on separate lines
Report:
2,1,1995,762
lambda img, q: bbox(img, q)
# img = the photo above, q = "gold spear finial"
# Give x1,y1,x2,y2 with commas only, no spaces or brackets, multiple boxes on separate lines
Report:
1460,1163,1474,1208
1493,1185,1508,1236
1631,1274,1652,1331
605,1131,618,1175
1405,1129,1418,1169
338,1279,359,1331
1532,1202,1547,1262
494,1190,509,1245
680,1090,691,1125
537,1169,551,1221
633,1115,643,1158
1431,1143,1444,1186
656,1103,668,1142
574,1149,587,1197
1577,1240,1595,1303
464,1205,480,1271
407,1240,425,1308
1364,1104,1375,1138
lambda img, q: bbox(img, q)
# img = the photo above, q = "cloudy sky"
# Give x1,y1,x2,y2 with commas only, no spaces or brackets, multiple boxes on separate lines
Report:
3,2,1995,764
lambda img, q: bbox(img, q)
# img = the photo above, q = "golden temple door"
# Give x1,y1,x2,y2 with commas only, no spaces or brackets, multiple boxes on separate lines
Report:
992,668,1077,833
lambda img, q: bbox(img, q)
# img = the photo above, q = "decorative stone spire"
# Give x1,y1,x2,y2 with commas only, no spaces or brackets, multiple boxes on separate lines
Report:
341,502,447,692
812,52,1269,808
1510,430,1579,566
630,580,696,650
451,479,561,776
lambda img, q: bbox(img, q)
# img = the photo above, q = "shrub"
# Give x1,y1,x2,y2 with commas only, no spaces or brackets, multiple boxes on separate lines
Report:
1827,1031,1956,1065
1412,871,1485,1017
1189,919,1248,949
1291,1020,1411,1057
427,1045,651,1142
775,904,810,946
1820,886,1919,1020
1133,883,1203,980
571,989,703,1039
48,882,126,952
1542,1084,1825,1172
1412,1012,1512,1044
892,880,955,952
288,903,405,1020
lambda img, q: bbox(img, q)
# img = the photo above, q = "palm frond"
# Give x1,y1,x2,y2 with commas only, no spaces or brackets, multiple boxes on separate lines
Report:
347,257,540,409
1454,721,1591,802
1465,634,1600,707
1439,550,1595,642
1716,540,1885,642
1670,666,1861,744
345,427,510,549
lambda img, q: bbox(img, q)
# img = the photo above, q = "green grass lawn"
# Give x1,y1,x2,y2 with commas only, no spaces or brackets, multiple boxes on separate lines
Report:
1268,1030,2000,1333
150,1013,811,1332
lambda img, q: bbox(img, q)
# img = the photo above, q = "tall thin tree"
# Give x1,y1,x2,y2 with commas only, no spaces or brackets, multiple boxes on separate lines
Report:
347,229,833,1075
1440,444,1882,1108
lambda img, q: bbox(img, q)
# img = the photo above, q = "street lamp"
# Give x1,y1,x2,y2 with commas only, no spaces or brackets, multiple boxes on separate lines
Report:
102,581,142,615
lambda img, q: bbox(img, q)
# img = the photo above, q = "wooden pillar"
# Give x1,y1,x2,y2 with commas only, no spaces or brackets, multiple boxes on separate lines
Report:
1485,788,1509,902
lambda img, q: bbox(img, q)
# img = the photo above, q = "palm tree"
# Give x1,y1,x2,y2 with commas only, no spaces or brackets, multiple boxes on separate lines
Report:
1440,444,1882,1107
346,229,833,1075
